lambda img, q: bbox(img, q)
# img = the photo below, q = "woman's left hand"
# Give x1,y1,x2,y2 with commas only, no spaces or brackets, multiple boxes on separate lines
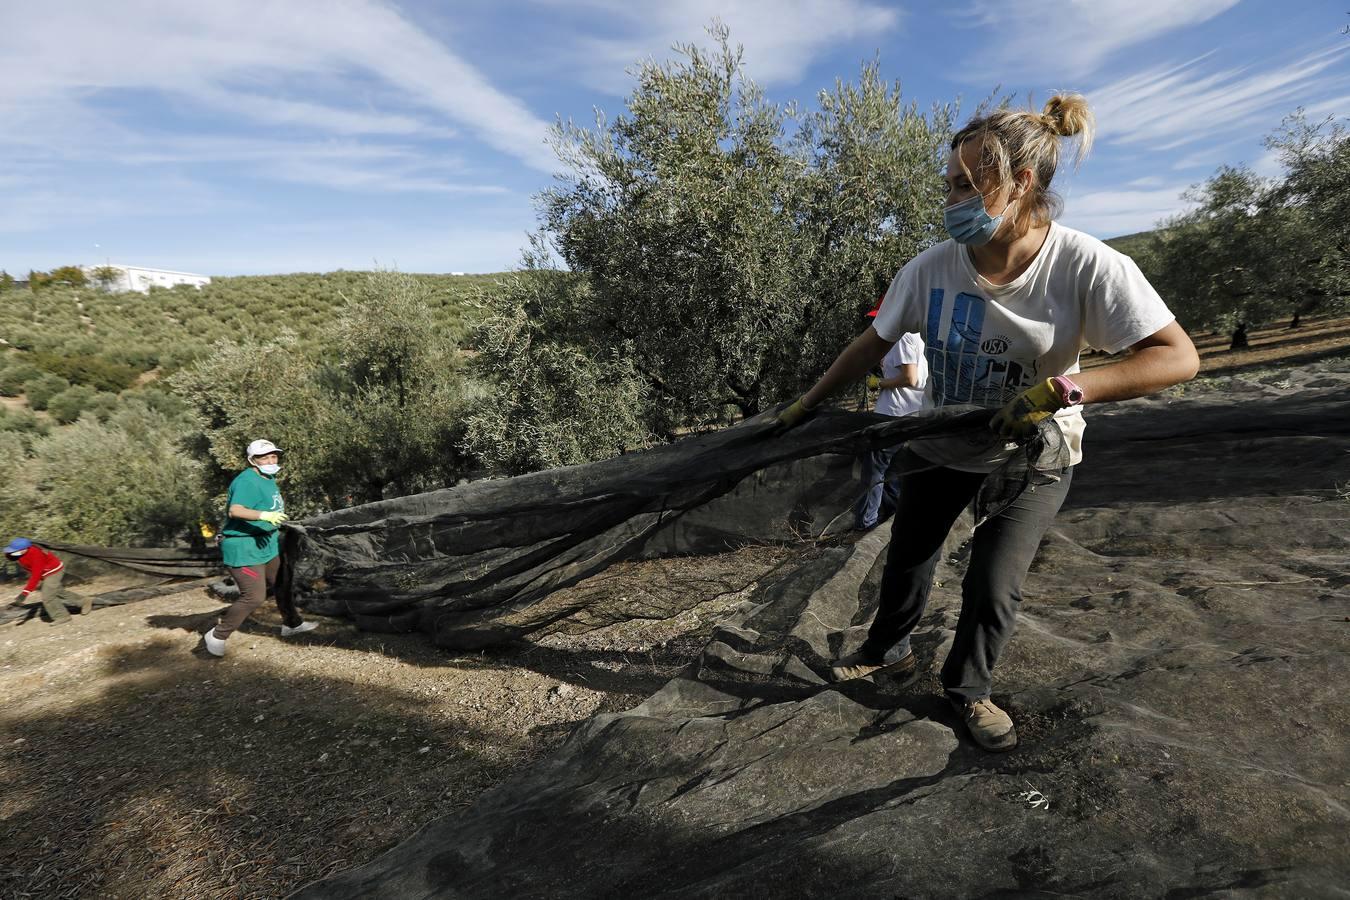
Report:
991,379,1065,438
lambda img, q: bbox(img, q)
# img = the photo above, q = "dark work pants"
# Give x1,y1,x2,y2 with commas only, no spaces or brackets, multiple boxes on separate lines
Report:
217,555,300,639
859,448,1074,702
854,444,901,530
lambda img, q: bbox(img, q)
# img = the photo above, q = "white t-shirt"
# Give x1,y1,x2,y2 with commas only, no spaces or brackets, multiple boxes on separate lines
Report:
871,223,1175,472
875,332,930,417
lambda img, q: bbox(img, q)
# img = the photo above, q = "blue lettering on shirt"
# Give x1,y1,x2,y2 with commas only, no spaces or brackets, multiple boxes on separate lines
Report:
924,289,1038,408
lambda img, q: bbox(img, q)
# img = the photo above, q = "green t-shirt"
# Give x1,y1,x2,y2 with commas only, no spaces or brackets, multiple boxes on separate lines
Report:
220,468,284,567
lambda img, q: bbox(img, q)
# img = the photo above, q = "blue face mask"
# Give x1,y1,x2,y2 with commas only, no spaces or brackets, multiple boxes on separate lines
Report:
258,463,281,476
943,193,1003,246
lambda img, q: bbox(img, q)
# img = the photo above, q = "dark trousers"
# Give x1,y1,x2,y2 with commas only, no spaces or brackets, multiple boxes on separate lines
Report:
855,444,901,530
860,448,1074,702
217,555,300,639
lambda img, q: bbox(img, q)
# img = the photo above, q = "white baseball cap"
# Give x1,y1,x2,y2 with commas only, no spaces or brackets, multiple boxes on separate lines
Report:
246,439,282,458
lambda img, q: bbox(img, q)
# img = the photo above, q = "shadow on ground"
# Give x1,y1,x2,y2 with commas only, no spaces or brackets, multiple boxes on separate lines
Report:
0,634,572,899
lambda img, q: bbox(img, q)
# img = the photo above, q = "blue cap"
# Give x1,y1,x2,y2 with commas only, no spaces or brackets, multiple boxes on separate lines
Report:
4,537,32,555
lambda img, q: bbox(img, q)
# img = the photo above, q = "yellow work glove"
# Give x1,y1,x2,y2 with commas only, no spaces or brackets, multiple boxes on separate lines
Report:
774,397,814,431
257,511,288,526
991,378,1066,439
865,375,881,390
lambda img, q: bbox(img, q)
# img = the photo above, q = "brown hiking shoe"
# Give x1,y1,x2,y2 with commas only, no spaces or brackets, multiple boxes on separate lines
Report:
950,697,1017,752
830,650,916,683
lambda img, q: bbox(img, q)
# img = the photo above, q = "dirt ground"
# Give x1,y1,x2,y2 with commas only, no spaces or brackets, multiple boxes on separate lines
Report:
0,395,41,417
0,316,1345,899
0,546,788,899
1081,313,1350,376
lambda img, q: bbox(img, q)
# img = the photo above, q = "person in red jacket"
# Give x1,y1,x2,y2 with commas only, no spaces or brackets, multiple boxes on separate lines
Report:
4,537,89,625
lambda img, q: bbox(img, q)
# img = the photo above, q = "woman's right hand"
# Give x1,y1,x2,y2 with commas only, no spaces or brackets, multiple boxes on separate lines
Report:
773,397,815,432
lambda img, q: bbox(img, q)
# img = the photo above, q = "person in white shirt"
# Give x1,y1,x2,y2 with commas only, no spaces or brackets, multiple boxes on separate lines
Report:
856,324,929,531
775,93,1199,751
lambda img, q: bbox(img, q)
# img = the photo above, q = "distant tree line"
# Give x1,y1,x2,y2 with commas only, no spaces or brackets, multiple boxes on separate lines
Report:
1133,112,1347,338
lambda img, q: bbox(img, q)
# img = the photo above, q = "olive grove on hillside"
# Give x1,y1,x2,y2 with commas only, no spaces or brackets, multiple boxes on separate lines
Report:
172,271,471,513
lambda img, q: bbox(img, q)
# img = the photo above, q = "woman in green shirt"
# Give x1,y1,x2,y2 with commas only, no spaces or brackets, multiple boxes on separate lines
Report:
204,439,317,656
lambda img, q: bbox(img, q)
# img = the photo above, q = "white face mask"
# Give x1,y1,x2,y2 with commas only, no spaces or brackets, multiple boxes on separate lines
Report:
257,463,281,476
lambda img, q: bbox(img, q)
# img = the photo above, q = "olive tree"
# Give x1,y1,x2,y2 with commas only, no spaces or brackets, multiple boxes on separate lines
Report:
46,384,99,425
461,253,651,475
0,432,40,540
536,30,807,433
91,266,122,290
469,27,956,466
27,402,211,546
1140,111,1347,334
1143,166,1283,334
1265,111,1348,326
785,62,954,395
315,270,470,503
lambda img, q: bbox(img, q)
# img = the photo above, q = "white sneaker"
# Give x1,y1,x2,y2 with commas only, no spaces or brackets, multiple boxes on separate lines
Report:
280,621,318,637
203,627,227,657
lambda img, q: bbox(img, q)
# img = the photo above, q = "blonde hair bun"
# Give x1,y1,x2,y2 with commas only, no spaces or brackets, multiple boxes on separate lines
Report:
1042,94,1093,137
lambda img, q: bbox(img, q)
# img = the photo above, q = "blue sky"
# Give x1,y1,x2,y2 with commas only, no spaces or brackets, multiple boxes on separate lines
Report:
1,0,1346,276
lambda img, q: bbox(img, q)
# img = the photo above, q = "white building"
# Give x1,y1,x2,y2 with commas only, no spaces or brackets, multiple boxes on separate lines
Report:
82,264,211,293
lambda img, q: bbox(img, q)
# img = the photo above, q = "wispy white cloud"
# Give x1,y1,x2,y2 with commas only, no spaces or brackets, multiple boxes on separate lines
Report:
123,225,531,276
545,0,900,92
0,0,556,171
1092,44,1350,152
2,130,507,234
1060,183,1193,237
1302,93,1350,122
91,137,436,168
958,0,1239,79
262,158,508,195
185,86,456,139
1169,147,1226,171
0,173,229,235
78,135,502,195
0,0,540,244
